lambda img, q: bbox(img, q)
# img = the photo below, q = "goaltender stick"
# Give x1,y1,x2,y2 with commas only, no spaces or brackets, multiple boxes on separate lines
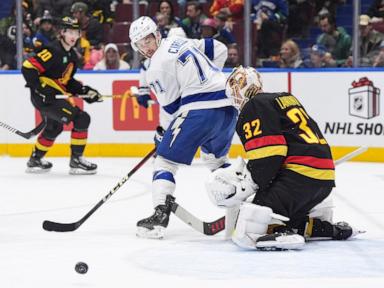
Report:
206,66,357,251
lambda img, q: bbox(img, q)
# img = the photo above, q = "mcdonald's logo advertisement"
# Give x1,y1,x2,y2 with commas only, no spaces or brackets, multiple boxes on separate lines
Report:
112,80,159,130
35,97,84,131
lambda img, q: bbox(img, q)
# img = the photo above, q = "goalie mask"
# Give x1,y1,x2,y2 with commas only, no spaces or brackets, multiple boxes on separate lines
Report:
225,66,263,110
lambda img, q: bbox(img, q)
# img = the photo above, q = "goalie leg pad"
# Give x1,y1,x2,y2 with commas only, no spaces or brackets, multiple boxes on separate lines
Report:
231,203,273,249
309,195,334,222
232,203,305,250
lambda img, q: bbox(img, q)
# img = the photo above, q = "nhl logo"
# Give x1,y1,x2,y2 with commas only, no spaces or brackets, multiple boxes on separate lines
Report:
353,96,363,112
348,77,380,119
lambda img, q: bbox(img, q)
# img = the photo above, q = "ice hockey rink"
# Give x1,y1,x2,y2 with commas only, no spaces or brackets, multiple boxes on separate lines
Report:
1,156,383,288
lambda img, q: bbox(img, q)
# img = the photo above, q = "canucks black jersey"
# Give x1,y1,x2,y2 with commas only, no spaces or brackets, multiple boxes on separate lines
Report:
236,92,335,191
22,40,83,95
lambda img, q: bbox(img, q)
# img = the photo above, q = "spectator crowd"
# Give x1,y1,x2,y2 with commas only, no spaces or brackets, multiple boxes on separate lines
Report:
1,0,384,70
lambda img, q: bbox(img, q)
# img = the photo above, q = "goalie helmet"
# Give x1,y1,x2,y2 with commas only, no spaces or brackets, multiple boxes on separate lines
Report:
129,16,161,52
225,66,263,110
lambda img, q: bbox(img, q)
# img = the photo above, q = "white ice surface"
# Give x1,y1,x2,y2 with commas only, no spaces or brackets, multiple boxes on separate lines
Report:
0,156,383,288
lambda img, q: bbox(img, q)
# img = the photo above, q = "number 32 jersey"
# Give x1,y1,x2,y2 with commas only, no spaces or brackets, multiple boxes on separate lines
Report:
145,36,233,128
237,92,335,191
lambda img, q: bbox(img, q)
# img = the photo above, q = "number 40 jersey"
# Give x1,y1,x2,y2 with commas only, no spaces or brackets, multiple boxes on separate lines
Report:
237,92,335,191
144,36,233,129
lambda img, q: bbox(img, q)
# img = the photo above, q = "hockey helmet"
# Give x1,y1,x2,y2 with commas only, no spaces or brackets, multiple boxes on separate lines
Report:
225,66,263,110
60,17,81,31
129,16,161,52
71,2,88,14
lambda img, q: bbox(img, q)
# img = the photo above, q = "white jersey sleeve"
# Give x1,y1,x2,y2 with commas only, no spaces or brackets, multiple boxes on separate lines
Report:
139,59,150,96
145,36,232,125
192,38,228,70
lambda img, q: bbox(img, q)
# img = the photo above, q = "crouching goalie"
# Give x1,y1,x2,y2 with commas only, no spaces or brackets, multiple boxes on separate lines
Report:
206,66,359,251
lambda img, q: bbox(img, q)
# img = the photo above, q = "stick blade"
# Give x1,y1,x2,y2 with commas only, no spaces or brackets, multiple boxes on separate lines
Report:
204,216,226,235
42,220,78,232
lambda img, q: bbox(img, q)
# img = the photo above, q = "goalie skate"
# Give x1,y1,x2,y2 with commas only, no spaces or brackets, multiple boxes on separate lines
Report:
305,220,365,241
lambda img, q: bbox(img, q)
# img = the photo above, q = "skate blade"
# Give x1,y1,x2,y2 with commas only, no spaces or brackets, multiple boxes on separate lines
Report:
69,168,97,175
136,226,165,239
26,167,51,174
306,230,366,241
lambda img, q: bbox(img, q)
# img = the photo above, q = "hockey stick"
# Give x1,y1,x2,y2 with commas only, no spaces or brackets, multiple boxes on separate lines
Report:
171,200,226,236
170,146,369,236
42,147,156,232
0,119,45,139
56,86,157,104
334,146,368,165
56,94,157,105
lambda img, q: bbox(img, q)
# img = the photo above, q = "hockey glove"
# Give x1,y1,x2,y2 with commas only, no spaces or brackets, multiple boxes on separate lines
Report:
137,94,152,108
154,126,165,147
81,86,102,104
35,85,58,104
205,157,258,208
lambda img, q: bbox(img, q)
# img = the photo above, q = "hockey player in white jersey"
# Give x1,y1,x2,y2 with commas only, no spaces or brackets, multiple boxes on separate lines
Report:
137,27,187,108
129,16,237,238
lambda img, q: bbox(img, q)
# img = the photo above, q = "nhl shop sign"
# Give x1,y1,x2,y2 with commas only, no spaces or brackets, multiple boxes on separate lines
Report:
324,77,383,136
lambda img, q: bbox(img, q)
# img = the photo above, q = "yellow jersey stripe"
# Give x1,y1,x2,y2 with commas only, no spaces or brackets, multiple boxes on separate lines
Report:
246,145,288,160
284,163,335,180
22,60,39,70
39,76,66,94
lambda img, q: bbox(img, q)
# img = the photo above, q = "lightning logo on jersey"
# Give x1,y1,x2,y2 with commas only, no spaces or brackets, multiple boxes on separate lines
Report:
170,111,188,147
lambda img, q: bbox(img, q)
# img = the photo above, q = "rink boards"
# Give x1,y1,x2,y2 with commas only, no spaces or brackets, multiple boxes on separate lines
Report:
0,69,383,162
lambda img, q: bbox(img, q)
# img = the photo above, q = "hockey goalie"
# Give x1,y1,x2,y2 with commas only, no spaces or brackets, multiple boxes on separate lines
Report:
206,66,360,251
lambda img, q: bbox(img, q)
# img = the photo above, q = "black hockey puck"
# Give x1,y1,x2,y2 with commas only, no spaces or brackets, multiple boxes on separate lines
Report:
75,262,88,274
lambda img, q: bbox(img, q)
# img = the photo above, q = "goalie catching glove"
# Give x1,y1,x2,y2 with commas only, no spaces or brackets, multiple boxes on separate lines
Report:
205,157,258,208
81,85,103,103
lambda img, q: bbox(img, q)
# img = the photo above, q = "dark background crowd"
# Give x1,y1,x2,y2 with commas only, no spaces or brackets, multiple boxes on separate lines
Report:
0,0,384,70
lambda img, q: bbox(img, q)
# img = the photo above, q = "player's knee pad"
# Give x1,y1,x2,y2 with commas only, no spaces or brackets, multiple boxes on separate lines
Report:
73,111,90,131
154,156,179,175
201,151,229,171
43,121,64,139
152,156,178,207
309,195,334,222
232,203,272,249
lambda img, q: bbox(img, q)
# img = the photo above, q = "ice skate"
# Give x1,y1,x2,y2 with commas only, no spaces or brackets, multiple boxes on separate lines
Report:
26,155,52,173
136,195,174,239
305,219,365,241
69,155,97,175
332,221,365,240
